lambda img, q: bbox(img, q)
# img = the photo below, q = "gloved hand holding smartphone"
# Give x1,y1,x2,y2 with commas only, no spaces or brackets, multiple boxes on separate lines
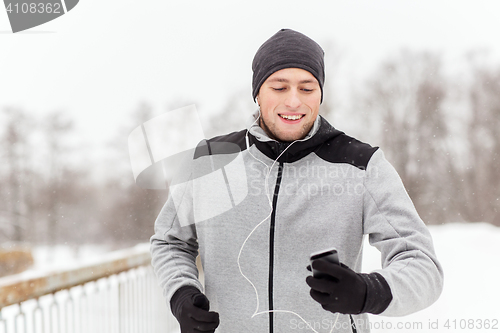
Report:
307,247,371,315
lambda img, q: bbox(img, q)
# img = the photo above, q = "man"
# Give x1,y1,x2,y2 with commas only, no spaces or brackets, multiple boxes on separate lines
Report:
151,29,443,333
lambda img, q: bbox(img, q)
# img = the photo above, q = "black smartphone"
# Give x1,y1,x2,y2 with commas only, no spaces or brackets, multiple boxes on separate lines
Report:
310,247,339,279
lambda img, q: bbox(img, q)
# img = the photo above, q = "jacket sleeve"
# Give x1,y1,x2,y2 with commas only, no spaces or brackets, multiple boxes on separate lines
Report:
150,174,203,311
362,149,444,317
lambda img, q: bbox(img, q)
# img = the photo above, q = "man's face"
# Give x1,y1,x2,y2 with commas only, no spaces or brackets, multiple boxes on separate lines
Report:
257,68,321,142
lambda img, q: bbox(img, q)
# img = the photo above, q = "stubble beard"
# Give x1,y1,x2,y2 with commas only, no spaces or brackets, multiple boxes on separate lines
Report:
259,116,311,143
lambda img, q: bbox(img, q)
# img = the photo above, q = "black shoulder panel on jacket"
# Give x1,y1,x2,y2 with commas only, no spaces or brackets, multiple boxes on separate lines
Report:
315,133,379,170
193,129,247,159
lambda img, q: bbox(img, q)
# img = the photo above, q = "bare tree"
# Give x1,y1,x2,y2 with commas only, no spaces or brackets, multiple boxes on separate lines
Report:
42,111,74,245
362,50,451,224
318,39,344,123
204,88,256,138
456,55,500,225
101,102,168,246
1,107,33,242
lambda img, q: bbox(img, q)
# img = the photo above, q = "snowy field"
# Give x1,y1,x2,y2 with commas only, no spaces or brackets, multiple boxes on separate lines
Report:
364,222,500,333
3,222,500,333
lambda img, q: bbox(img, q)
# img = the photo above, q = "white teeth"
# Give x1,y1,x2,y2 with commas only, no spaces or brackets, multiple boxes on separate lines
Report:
280,114,303,120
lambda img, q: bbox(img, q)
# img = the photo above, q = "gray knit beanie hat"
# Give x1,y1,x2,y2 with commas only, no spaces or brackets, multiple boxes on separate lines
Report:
252,29,325,103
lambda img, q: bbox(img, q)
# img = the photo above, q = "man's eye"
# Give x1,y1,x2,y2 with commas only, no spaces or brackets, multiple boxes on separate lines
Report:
272,87,285,91
302,88,314,92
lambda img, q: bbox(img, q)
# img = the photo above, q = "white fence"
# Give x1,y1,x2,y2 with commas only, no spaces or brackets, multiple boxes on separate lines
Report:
0,245,179,333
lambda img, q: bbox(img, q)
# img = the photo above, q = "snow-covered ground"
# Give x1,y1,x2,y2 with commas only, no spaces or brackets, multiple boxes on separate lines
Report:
28,243,117,272
364,222,500,333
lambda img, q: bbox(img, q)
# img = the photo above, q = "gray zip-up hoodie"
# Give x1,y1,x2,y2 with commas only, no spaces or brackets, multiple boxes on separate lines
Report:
150,115,443,333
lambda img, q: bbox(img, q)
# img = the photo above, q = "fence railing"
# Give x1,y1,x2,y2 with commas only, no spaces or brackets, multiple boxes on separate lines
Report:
0,244,180,333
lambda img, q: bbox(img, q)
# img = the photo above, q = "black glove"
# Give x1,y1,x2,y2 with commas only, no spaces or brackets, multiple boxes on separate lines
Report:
306,260,367,314
306,260,393,315
170,286,220,333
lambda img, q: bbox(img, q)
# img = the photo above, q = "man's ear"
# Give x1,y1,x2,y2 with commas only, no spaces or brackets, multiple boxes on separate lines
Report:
256,96,260,106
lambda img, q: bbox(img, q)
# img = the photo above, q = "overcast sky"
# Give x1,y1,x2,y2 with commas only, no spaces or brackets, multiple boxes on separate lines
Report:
1,0,500,153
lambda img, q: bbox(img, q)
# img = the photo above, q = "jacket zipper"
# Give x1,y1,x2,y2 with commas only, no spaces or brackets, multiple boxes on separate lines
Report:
266,142,357,333
269,161,283,333
269,142,286,333
350,314,358,333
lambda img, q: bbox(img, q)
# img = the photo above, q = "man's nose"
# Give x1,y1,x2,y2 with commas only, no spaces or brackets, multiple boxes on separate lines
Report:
284,89,302,109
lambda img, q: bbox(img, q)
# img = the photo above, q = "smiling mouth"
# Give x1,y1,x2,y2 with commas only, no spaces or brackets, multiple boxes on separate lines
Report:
279,114,305,120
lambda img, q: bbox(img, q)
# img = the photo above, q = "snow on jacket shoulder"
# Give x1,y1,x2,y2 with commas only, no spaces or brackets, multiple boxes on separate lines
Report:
150,116,444,333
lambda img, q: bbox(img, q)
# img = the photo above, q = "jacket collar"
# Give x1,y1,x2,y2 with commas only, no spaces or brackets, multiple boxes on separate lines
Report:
247,110,343,163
